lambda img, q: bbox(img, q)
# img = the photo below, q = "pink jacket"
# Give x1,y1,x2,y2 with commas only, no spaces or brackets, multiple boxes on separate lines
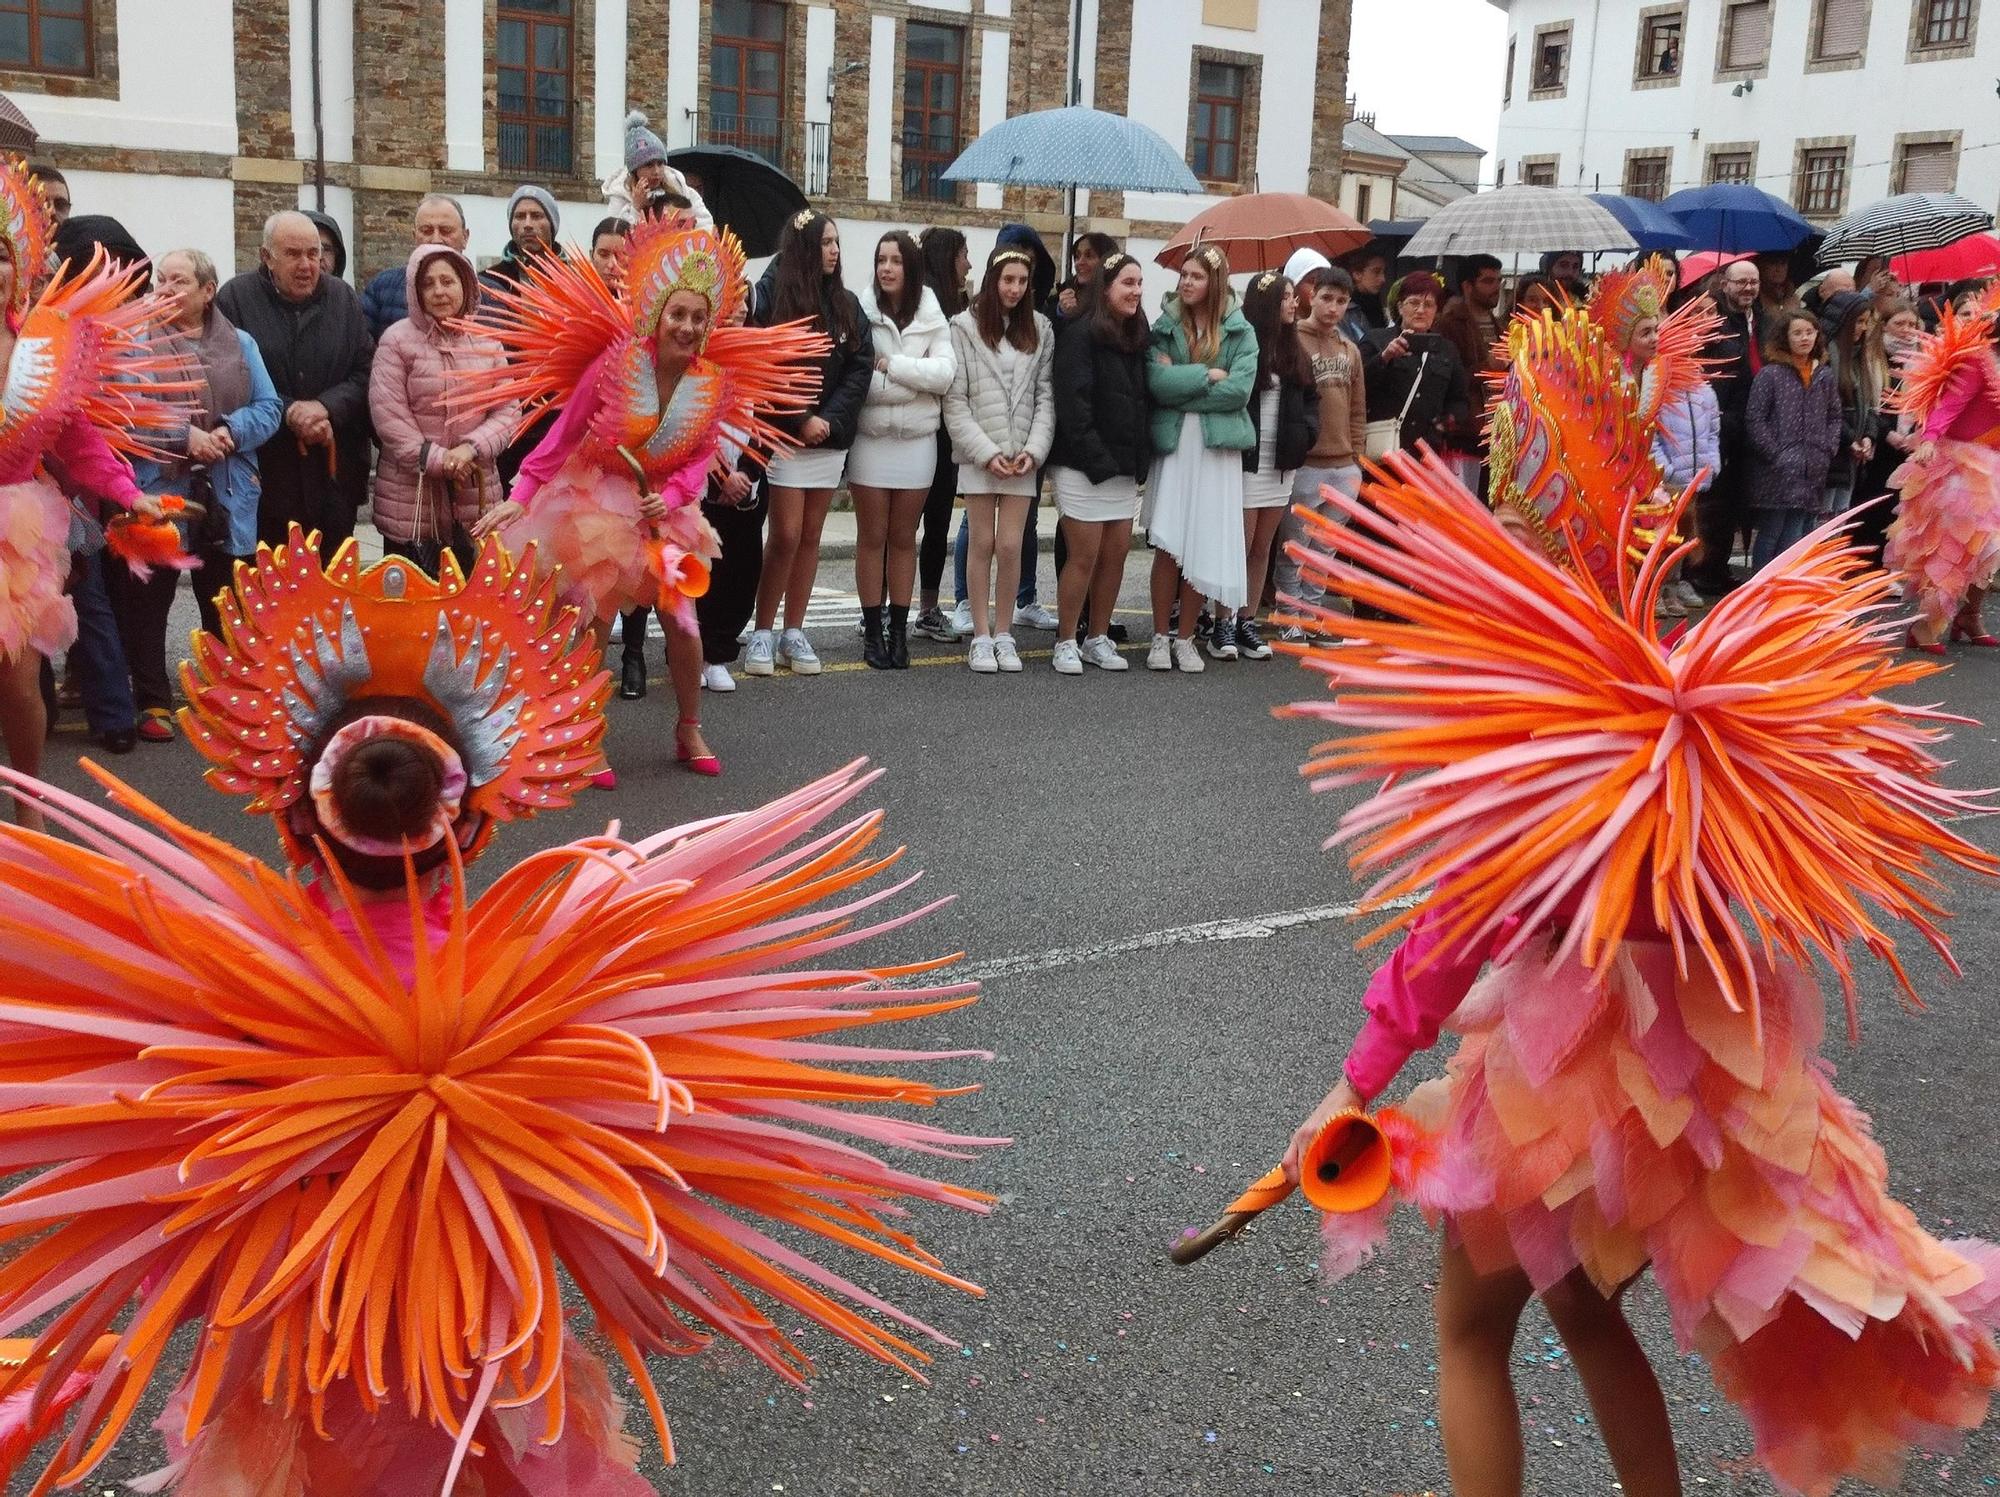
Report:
367,245,517,544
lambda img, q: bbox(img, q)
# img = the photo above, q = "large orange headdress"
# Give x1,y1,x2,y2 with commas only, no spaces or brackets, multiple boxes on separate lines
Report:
179,527,608,866
1585,253,1721,425
0,155,51,318
626,215,743,342
1487,306,1679,606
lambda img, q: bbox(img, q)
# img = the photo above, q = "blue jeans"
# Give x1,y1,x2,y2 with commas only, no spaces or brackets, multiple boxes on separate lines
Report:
1749,506,1812,573
70,552,136,735
955,502,1041,608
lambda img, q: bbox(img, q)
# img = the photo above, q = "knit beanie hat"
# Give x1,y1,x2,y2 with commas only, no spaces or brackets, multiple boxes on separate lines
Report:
625,110,669,174
506,183,560,239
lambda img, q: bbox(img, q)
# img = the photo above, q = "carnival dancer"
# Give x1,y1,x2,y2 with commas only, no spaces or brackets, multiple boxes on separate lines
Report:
1267,302,2000,1497
0,526,1000,1494
466,214,825,784
0,155,190,833
1884,287,2000,651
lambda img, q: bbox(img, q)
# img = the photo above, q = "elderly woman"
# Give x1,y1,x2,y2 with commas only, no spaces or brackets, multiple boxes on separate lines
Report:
118,247,283,742
1361,271,1474,459
368,243,514,568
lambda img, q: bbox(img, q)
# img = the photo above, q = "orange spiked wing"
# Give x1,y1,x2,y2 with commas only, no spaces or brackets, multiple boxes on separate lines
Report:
1279,448,1997,1029
0,758,1000,1491
1889,293,2000,426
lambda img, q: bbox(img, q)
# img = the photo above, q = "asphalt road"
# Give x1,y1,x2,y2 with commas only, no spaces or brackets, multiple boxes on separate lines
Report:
29,544,2000,1497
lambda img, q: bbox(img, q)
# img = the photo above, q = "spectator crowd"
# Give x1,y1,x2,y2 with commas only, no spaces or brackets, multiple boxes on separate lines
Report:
20,121,1970,773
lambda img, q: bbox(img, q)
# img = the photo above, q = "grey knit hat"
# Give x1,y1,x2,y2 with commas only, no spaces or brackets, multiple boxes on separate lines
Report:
506,183,560,237
625,110,669,173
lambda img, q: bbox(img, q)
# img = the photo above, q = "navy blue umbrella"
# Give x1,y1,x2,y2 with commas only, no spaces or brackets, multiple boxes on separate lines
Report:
1660,184,1814,253
1588,193,1692,252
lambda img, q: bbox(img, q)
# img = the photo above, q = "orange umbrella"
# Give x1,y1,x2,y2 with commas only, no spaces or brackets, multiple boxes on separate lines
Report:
1156,192,1371,273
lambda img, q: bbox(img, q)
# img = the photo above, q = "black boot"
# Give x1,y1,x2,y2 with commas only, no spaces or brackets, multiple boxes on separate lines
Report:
862,605,892,670
886,603,911,669
620,652,647,699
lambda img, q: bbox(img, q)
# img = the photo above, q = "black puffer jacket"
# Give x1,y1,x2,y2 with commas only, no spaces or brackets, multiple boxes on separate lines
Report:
1049,316,1151,485
1243,367,1319,474
753,265,875,450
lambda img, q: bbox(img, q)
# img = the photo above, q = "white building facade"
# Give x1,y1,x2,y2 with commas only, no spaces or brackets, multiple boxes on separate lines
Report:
0,0,1352,305
1488,0,1997,221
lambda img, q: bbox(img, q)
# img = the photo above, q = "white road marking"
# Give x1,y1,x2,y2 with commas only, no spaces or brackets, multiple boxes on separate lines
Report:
946,893,1426,986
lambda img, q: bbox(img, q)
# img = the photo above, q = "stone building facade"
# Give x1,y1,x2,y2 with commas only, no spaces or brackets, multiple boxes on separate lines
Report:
5,0,1350,299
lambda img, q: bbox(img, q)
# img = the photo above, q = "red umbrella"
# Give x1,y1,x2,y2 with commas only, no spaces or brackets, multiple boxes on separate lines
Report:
1156,192,1371,273
1676,250,1753,288
1889,233,2000,284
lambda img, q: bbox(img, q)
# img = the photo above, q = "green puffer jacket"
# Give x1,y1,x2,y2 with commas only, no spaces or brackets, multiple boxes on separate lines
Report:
1145,294,1259,454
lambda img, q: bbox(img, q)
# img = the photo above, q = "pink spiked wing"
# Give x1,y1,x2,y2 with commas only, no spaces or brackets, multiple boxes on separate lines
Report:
1277,448,1997,1035
0,759,1002,1493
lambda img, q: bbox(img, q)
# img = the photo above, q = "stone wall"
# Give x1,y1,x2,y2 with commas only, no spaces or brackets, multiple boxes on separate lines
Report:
1307,0,1352,200
352,0,448,280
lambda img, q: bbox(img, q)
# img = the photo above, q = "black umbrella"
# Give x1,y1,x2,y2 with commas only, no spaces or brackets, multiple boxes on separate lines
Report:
666,145,809,259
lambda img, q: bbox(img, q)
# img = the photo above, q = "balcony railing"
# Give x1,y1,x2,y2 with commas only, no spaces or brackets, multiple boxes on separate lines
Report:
498,95,578,178
696,112,832,197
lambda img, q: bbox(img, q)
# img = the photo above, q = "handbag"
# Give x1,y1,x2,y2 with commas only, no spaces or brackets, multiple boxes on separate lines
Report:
408,468,480,576
1363,350,1429,460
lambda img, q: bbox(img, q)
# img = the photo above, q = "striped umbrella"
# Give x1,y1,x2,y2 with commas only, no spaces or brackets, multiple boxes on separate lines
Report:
0,93,37,155
1818,192,1995,264
1402,187,1636,258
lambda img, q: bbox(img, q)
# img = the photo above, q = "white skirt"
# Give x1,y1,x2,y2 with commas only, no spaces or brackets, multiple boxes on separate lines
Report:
1243,466,1295,509
846,431,938,488
958,461,1038,497
1144,415,1248,607
1049,464,1140,523
766,444,848,490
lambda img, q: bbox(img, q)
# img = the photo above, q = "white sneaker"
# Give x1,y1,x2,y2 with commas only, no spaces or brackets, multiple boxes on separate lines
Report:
701,663,737,692
1672,580,1704,609
1657,591,1688,618
743,630,776,676
1082,635,1128,671
1012,602,1059,631
779,629,821,675
1146,635,1173,671
1171,637,1206,673
1051,639,1084,675
993,633,1023,672
948,600,974,637
968,636,998,673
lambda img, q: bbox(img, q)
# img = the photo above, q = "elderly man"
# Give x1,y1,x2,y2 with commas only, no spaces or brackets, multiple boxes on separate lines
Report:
361,193,468,339
216,210,374,557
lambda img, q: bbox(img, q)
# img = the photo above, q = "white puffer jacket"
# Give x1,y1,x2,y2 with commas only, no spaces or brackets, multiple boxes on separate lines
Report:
856,286,955,440
943,309,1056,470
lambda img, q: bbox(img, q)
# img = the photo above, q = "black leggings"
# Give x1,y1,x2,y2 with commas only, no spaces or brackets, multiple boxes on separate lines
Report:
103,555,180,713
697,483,769,664
919,428,956,599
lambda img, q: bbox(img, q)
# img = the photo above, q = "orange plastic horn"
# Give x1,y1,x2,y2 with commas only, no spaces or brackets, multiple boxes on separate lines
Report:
1170,1110,1393,1266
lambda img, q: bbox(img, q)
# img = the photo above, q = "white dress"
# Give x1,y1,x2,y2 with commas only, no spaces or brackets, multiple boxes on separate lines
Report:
766,445,849,490
1144,413,1248,607
846,430,938,487
1243,387,1291,509
1050,465,1140,523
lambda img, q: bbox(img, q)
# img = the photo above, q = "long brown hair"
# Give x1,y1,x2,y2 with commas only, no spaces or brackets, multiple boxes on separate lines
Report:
972,247,1041,353
1088,252,1151,353
1761,304,1824,367
917,226,969,317
769,209,857,344
1177,245,1231,364
872,231,925,330
1242,270,1308,391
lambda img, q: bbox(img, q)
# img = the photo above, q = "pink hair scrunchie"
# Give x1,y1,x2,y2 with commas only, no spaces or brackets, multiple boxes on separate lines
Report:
307,715,468,860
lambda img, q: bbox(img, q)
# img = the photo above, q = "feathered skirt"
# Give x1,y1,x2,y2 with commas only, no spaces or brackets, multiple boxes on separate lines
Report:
503,456,721,629
1348,933,2000,1497
0,477,77,661
132,1333,655,1496
1885,440,2000,632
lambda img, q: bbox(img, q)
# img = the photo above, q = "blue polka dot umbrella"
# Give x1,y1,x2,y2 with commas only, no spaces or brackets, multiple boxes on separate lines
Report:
941,106,1202,195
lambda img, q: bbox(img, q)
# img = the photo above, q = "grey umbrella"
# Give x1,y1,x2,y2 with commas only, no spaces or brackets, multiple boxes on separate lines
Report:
941,105,1200,195
1404,186,1637,258
0,93,38,155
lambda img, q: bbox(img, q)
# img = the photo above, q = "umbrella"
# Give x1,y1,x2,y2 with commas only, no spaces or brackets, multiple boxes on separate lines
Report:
1402,187,1636,258
1819,192,1995,264
0,93,36,155
1660,184,1813,253
666,144,808,259
1156,192,1371,272
1676,250,1753,288
1588,193,1692,252
940,106,1200,195
1888,232,2000,284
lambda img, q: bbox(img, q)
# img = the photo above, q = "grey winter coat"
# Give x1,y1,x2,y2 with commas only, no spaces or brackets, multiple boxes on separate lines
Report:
1744,361,1843,512
942,310,1056,472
